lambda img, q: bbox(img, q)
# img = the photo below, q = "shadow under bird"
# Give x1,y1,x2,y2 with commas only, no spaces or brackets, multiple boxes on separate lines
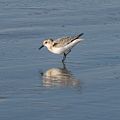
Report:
39,33,84,62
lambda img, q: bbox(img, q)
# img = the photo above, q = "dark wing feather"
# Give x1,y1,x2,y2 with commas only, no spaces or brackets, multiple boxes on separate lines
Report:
53,33,84,47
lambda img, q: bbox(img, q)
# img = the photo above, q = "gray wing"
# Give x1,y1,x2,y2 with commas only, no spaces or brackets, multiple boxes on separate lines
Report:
53,33,83,47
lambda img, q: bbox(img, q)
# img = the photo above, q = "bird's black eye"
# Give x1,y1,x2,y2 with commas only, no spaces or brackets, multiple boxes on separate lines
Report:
45,41,47,44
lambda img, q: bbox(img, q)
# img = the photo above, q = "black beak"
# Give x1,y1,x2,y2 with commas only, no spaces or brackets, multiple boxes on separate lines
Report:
38,45,44,50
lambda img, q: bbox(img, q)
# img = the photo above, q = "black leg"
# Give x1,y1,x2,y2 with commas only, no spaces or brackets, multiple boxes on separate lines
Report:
62,53,66,63
66,49,71,56
62,49,71,63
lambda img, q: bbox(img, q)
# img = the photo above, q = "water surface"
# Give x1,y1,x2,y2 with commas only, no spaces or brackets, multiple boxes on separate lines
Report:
0,0,120,120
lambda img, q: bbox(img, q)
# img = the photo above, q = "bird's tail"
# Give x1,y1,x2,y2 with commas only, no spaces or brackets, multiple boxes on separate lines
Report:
71,33,84,42
77,33,84,38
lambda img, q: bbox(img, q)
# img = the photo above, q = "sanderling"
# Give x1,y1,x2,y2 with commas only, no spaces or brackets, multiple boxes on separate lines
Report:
39,33,84,62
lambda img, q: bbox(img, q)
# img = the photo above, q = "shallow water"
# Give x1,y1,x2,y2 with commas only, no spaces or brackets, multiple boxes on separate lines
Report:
0,0,120,120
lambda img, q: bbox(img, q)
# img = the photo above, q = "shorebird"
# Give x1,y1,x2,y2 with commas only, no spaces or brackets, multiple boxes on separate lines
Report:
39,33,84,62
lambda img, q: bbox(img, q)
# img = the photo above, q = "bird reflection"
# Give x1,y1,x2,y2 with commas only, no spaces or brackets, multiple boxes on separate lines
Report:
40,63,80,87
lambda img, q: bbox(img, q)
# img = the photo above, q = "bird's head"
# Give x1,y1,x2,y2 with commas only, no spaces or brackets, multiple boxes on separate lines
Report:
39,39,53,50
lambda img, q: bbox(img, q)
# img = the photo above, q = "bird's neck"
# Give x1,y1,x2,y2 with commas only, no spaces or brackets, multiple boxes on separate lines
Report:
47,44,54,52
